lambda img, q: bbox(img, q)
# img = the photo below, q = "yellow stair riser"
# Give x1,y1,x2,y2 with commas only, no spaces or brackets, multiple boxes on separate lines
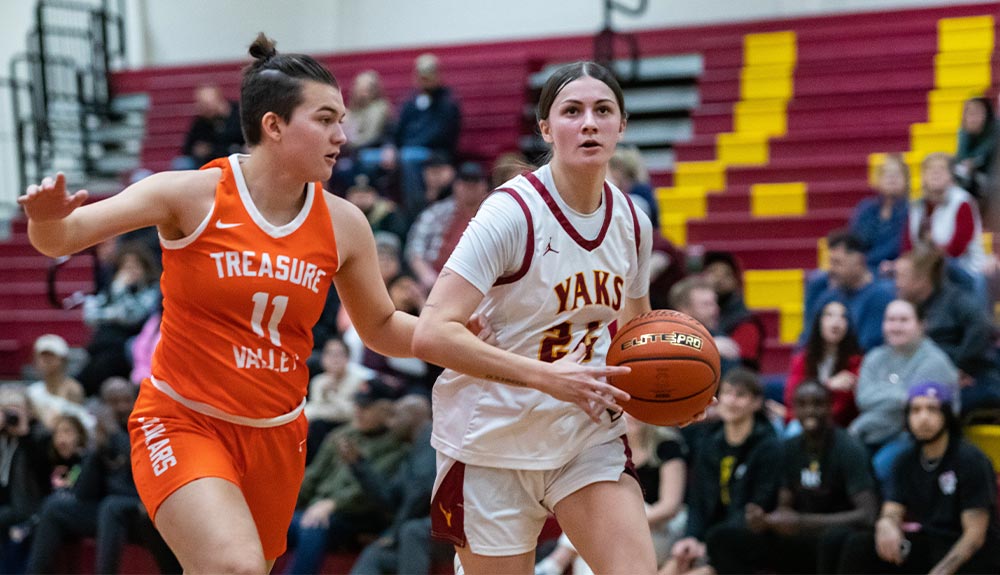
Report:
744,270,805,309
751,183,807,217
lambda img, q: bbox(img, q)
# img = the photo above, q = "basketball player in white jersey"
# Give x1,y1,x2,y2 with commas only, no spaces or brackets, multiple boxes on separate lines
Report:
414,61,702,574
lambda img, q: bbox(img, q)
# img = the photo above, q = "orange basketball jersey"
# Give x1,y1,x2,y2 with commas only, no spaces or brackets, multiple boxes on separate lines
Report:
151,155,339,419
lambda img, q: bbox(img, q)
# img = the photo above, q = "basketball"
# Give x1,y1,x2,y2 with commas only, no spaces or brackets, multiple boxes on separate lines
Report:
606,310,721,426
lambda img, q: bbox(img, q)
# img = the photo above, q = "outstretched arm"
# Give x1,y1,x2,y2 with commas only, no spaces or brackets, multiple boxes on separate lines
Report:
19,170,214,257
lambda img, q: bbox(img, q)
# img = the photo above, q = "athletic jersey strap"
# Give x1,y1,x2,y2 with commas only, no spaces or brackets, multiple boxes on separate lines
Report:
621,191,641,257
494,188,534,286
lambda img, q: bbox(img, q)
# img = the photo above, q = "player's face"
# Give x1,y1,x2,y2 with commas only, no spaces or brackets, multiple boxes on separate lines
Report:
908,396,947,441
539,76,625,169
281,81,347,182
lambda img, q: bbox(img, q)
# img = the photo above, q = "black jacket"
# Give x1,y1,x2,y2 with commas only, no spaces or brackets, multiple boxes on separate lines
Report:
685,414,781,540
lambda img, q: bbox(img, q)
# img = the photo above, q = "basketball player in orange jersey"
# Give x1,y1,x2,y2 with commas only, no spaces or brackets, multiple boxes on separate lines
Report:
18,34,456,574
413,62,707,574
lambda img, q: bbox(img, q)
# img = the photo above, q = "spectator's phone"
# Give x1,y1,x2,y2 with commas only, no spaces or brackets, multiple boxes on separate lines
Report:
899,539,911,560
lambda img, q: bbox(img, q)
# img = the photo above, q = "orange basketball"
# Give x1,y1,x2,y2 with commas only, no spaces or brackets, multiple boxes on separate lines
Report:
606,310,721,426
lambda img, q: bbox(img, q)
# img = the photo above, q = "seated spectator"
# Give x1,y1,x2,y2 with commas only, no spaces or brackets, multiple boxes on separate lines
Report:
128,306,161,385
420,152,456,207
406,162,490,294
0,384,49,572
347,395,445,575
25,379,179,574
341,70,393,187
381,53,461,217
784,300,863,428
669,276,742,375
850,153,909,272
490,151,529,188
954,97,997,199
837,382,1000,574
903,152,988,300
304,336,373,464
171,84,244,171
534,417,687,575
702,251,765,371
648,234,688,312
849,300,959,460
662,369,781,575
77,242,161,396
284,380,408,575
803,230,895,351
608,146,660,230
25,335,93,432
345,176,408,249
895,245,1000,411
709,381,878,574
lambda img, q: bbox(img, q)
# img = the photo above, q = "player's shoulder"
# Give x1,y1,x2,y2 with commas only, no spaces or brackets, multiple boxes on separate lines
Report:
322,189,371,246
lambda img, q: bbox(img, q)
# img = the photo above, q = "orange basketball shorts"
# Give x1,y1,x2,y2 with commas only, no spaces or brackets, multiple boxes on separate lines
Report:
128,382,307,559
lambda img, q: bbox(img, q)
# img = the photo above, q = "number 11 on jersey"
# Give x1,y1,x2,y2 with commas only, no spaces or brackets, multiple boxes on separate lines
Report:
250,292,288,346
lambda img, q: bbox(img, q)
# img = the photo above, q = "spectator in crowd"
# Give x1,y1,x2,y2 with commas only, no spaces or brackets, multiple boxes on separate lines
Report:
837,382,1000,574
702,251,765,371
784,299,863,429
669,276,741,375
608,146,660,230
284,380,408,574
303,336,373,464
490,151,529,188
903,152,988,300
25,335,93,432
347,395,441,575
344,176,408,250
77,242,161,396
849,299,959,484
535,417,688,575
708,380,878,574
895,245,1000,411
128,305,161,385
406,161,490,294
382,53,462,217
25,379,179,574
850,153,910,272
954,97,997,199
171,84,244,171
804,230,895,351
0,384,49,572
343,70,393,182
420,152,456,209
648,234,688,312
663,369,781,575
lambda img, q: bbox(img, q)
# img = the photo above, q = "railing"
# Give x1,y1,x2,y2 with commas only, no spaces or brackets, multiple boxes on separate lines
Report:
594,0,649,83
10,0,127,190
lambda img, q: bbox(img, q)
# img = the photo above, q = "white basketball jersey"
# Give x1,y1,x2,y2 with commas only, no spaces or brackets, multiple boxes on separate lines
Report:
432,164,652,470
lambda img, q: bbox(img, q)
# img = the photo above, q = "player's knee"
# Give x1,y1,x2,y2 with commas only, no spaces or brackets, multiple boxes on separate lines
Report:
186,552,266,575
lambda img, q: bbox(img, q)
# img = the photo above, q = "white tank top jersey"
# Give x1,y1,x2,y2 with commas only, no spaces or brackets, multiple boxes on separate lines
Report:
432,163,653,470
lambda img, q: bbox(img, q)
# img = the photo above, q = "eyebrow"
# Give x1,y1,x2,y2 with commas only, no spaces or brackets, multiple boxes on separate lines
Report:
316,105,344,115
558,98,616,106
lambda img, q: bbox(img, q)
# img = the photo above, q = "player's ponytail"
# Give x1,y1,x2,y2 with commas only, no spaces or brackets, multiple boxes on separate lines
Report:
240,33,338,146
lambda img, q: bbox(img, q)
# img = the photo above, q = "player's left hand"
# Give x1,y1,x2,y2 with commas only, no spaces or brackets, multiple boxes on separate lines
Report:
467,313,497,346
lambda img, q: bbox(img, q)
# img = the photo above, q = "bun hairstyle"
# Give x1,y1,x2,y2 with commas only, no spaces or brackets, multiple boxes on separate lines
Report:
240,33,338,145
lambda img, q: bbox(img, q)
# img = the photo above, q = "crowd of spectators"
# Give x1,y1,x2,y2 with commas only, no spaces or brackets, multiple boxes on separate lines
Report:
9,47,1000,574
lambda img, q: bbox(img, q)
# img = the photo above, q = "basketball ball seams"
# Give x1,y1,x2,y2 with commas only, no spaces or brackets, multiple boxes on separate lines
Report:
625,385,716,404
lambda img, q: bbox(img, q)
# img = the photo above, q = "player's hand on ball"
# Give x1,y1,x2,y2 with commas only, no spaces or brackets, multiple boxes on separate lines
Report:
18,173,89,222
541,343,631,423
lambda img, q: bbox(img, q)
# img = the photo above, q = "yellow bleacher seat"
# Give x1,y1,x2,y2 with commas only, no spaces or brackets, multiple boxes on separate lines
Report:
966,425,1000,472
751,182,806,217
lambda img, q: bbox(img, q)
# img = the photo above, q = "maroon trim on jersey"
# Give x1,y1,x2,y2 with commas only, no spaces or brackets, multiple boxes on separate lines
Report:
494,187,534,286
620,434,643,495
430,460,467,548
621,191,641,257
524,171,613,252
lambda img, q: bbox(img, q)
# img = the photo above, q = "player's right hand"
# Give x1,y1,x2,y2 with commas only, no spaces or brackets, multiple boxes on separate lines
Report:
18,173,89,222
540,343,631,424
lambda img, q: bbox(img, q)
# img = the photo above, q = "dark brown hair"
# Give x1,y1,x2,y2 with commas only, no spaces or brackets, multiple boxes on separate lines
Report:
536,61,626,122
240,33,338,145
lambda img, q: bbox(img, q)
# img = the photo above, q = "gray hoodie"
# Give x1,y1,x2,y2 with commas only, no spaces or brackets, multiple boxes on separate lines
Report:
849,337,959,446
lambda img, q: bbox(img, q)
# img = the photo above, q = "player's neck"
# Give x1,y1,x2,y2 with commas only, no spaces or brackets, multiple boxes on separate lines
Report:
239,153,309,221
549,160,605,214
